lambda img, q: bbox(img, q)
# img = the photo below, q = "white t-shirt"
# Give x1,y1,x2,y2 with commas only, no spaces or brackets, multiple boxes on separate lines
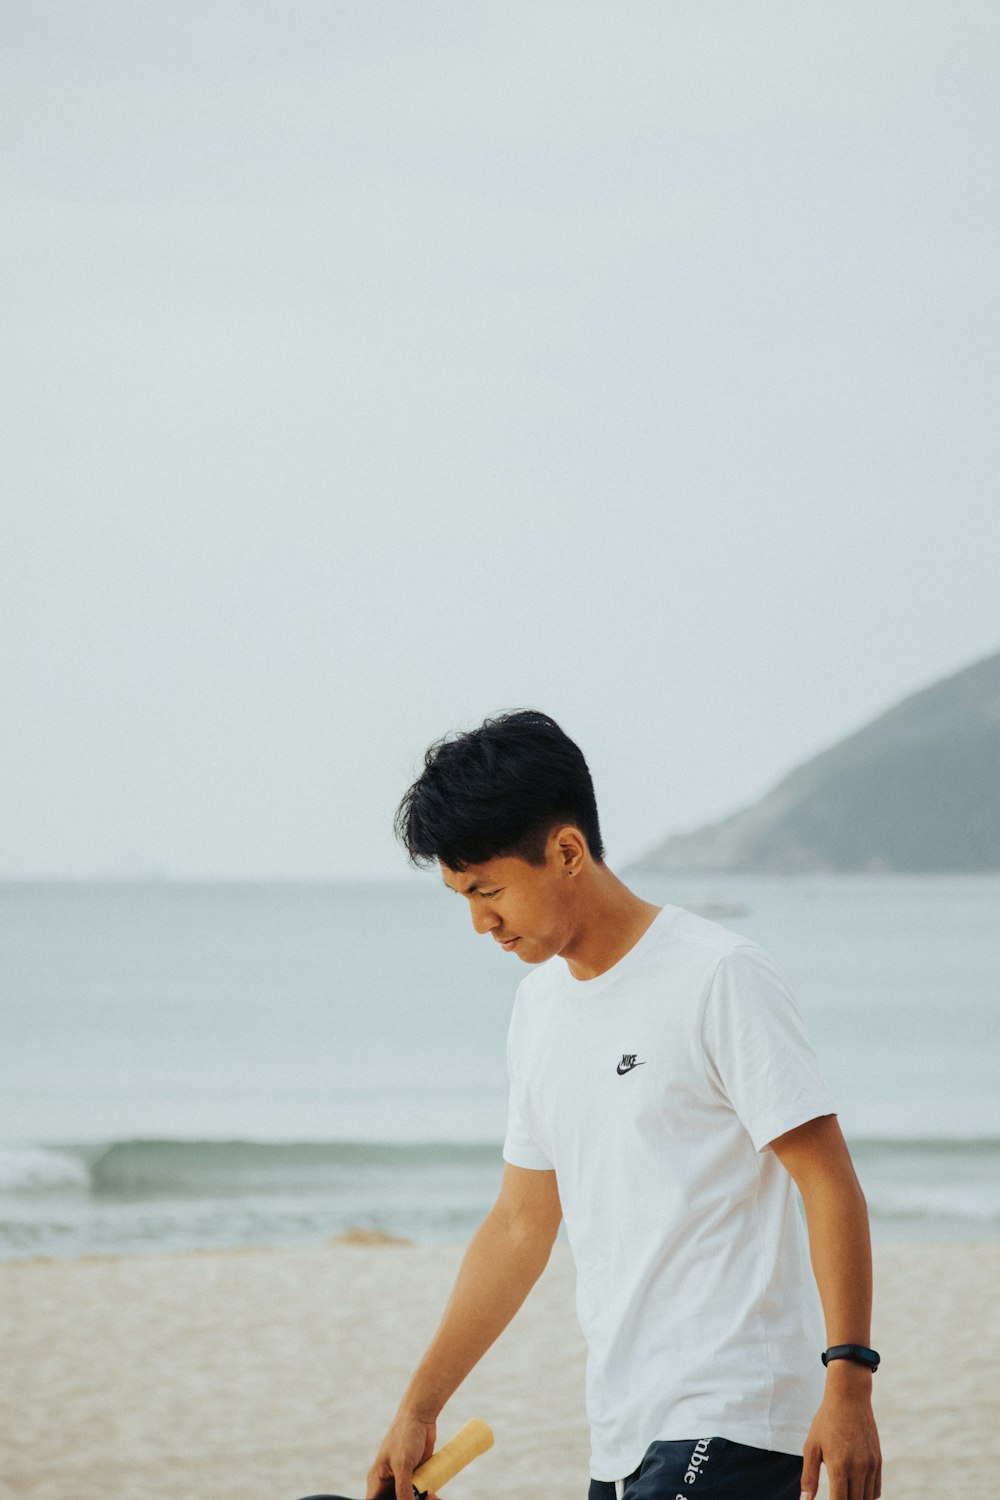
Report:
502,903,837,1481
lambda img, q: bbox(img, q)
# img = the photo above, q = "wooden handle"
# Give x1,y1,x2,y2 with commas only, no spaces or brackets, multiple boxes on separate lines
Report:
411,1419,494,1496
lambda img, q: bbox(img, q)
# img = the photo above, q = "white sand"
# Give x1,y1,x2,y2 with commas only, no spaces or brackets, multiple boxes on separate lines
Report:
2,1239,998,1500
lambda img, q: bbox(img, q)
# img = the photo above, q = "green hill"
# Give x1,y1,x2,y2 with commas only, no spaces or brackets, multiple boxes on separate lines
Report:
630,648,1000,874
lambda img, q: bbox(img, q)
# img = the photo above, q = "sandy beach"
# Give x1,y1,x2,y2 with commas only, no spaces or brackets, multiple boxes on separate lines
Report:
1,1238,997,1500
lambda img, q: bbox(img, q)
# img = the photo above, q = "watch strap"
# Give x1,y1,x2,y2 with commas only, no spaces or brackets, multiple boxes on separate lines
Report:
822,1343,880,1371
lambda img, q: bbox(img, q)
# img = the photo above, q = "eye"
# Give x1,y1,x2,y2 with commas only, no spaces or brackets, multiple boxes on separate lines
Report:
479,889,501,899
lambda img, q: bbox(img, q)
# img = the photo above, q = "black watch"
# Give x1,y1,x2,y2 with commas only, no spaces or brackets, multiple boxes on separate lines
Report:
821,1344,880,1372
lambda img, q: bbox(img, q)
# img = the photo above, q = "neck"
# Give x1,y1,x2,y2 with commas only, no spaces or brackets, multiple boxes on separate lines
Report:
559,864,662,981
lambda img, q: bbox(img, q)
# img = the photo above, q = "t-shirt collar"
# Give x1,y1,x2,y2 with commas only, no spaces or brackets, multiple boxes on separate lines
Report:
559,904,674,996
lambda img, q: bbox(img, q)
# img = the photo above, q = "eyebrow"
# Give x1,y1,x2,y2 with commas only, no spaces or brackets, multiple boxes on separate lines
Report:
446,878,489,896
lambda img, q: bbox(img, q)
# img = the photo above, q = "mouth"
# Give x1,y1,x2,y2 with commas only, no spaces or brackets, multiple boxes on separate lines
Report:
498,937,521,950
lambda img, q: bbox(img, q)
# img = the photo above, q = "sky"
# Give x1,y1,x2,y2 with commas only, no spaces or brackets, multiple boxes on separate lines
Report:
2,1,998,881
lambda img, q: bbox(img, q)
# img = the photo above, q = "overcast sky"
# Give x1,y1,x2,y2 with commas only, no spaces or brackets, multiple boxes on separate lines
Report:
2,1,998,880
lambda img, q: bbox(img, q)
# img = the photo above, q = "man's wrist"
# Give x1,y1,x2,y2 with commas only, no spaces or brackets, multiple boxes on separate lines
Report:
400,1379,444,1427
824,1358,874,1393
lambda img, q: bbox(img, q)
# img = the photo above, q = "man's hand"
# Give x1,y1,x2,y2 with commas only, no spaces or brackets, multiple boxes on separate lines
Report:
366,1410,436,1500
800,1365,882,1500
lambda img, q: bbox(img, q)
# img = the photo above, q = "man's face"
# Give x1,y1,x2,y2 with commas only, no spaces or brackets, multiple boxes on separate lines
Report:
440,838,576,965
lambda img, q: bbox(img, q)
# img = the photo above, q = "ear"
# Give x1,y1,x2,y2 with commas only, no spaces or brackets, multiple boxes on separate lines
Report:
551,824,587,874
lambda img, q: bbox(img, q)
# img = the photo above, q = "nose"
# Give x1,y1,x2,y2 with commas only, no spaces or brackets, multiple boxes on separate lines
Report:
471,903,500,936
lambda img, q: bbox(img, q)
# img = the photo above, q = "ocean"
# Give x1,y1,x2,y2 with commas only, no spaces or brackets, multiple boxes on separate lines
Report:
2,874,998,1259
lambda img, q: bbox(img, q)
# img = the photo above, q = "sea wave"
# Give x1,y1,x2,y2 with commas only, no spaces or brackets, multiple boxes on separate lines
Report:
849,1137,1000,1156
0,1146,91,1193
0,1138,503,1197
1,1136,998,1227
865,1181,1000,1223
851,1137,1000,1225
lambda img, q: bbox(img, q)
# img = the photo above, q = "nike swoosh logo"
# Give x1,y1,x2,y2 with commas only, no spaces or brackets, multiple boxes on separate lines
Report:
616,1060,646,1075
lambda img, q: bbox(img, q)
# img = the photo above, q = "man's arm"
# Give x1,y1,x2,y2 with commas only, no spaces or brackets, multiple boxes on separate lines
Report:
366,1162,562,1500
769,1113,882,1500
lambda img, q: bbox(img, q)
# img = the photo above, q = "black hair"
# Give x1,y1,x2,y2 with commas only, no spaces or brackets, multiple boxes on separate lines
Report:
394,709,606,870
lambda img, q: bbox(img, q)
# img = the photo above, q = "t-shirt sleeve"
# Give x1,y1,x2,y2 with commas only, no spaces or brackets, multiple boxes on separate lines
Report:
501,995,554,1172
700,943,838,1152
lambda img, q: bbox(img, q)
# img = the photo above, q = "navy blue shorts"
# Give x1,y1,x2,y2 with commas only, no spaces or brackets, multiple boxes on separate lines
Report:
588,1436,802,1500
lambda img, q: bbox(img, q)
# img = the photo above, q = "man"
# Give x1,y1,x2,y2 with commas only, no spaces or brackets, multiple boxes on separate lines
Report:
367,710,881,1500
